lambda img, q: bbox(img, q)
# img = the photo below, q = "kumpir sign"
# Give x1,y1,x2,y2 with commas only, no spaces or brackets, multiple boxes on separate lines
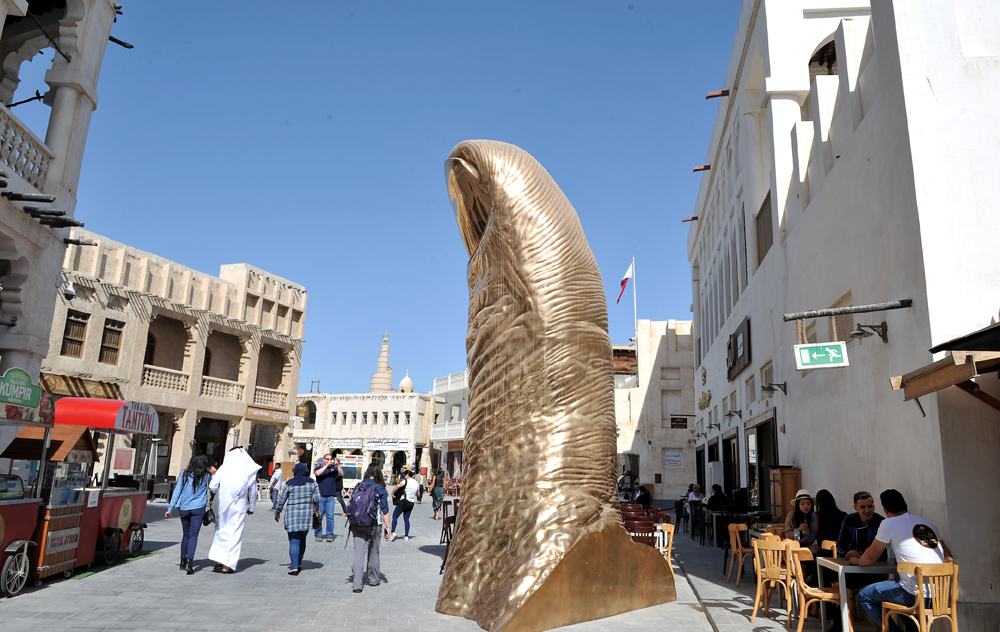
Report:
0,368,42,408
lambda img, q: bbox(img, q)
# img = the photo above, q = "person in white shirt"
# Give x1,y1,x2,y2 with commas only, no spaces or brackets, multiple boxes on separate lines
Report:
389,469,420,542
850,489,953,632
269,463,283,511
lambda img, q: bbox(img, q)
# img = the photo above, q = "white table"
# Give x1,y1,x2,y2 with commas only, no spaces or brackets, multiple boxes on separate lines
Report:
817,557,896,630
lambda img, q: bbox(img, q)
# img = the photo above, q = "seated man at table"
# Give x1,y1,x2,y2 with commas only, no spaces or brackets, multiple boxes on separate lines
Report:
849,489,953,632
706,484,730,511
838,490,885,561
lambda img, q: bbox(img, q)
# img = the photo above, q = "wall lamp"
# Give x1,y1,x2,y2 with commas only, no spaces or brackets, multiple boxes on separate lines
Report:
850,321,888,343
694,432,707,440
723,410,742,420
707,423,721,430
762,382,787,395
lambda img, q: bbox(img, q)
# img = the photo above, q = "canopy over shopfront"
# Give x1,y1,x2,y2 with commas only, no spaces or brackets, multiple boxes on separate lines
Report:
53,399,159,435
891,322,1000,412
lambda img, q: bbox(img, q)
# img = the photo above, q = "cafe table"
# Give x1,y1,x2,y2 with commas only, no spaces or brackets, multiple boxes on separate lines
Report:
817,557,896,631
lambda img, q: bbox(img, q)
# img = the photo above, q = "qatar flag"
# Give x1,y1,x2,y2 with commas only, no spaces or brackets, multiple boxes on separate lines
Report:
616,261,634,304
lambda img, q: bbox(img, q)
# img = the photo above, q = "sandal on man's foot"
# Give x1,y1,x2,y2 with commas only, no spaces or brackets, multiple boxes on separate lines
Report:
212,563,223,573
220,567,235,574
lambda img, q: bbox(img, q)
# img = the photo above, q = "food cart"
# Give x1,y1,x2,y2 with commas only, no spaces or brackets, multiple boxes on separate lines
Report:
1,423,95,587
52,398,158,567
0,368,52,596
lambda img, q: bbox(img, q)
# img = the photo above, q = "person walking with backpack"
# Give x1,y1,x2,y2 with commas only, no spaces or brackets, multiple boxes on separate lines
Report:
348,464,389,593
389,469,419,541
164,453,211,575
274,463,321,575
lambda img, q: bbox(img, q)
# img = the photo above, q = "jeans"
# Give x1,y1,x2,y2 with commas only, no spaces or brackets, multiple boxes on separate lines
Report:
335,490,348,513
179,508,205,559
287,530,307,570
270,487,280,510
315,496,337,538
858,581,922,632
391,506,411,536
352,528,382,590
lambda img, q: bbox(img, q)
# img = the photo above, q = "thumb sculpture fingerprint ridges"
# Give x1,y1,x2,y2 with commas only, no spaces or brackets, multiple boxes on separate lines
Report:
437,140,675,632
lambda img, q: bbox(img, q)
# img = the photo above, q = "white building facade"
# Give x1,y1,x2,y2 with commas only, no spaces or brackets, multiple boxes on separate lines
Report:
296,334,433,482
689,1,1000,625
614,320,696,502
430,370,468,477
43,229,306,476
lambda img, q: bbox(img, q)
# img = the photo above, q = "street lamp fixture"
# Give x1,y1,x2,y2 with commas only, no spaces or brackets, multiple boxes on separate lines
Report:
761,382,787,395
724,410,741,420
850,321,888,343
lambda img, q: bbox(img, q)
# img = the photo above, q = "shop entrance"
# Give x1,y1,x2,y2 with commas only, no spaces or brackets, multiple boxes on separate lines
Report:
723,433,740,498
746,416,777,515
194,419,227,466
392,451,406,477
370,450,385,469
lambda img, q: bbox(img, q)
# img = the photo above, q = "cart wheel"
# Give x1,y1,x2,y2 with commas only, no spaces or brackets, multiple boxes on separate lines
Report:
101,531,121,566
129,528,144,557
1,551,30,596
62,570,73,579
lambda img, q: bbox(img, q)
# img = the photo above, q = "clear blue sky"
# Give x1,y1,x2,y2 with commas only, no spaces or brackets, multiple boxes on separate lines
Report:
14,1,742,394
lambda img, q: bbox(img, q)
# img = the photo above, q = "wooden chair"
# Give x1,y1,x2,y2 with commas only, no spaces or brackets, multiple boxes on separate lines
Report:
440,515,456,545
820,540,838,557
629,525,657,547
751,539,796,626
726,523,752,587
659,523,676,581
791,548,846,632
761,533,780,541
882,562,959,632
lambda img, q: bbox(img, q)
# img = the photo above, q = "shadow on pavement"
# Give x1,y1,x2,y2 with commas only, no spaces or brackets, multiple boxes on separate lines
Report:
419,544,446,558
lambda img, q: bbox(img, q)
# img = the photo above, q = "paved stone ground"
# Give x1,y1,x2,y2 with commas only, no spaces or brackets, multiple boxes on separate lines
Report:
0,499,833,632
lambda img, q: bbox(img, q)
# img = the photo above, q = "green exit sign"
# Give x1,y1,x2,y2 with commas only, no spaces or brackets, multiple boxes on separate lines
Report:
795,342,849,370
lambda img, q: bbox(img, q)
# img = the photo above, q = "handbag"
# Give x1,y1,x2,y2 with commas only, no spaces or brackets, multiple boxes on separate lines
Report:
203,492,216,527
312,504,322,530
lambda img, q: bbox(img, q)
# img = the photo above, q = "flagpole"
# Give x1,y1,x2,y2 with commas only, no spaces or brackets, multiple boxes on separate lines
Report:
632,256,637,345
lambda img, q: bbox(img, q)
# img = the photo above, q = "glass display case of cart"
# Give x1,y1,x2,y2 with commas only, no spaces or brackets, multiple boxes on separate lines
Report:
41,449,92,507
0,473,25,500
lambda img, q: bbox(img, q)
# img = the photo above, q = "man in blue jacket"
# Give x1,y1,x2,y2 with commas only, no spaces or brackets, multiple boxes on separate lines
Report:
314,454,343,542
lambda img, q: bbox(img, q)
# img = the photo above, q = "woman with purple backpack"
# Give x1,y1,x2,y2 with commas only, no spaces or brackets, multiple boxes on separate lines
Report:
348,464,389,593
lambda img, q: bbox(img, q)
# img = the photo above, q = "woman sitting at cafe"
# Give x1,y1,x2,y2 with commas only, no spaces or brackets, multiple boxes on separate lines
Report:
784,489,819,549
815,488,847,545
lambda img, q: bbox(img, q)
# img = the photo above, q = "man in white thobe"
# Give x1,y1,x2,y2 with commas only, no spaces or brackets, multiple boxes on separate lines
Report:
208,447,261,573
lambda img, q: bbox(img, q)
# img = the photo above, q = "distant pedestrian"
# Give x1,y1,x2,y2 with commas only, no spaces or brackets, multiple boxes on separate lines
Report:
332,455,349,516
208,447,260,574
274,463,320,576
269,463,283,511
348,464,389,593
314,454,343,542
164,453,211,575
431,468,445,520
390,470,419,541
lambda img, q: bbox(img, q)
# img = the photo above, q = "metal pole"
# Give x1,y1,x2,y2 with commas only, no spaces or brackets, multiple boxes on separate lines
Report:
100,430,116,491
782,299,912,322
632,256,638,344
34,426,51,499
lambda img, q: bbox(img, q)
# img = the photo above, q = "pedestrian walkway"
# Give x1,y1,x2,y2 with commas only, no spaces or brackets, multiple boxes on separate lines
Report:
0,499,831,632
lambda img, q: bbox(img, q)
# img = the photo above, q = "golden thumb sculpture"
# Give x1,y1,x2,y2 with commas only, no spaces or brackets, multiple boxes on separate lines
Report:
437,140,676,632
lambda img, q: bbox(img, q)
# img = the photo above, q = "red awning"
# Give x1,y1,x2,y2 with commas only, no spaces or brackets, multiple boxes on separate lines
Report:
54,398,159,436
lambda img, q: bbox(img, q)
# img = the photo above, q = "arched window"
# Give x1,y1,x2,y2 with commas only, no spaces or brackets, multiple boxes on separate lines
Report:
144,333,156,366
303,401,317,428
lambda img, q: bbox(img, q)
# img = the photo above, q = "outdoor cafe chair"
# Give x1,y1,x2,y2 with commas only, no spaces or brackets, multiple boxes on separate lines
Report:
820,540,838,557
726,523,752,587
440,515,456,545
761,533,781,541
882,562,959,632
659,523,676,581
751,539,798,627
690,502,706,544
791,548,847,632
629,525,657,547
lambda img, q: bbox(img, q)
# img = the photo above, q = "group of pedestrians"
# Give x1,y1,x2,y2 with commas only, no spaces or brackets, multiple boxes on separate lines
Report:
165,450,421,592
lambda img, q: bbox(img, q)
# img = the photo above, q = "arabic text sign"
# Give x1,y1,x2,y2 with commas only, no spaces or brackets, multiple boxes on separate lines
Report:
795,341,849,370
